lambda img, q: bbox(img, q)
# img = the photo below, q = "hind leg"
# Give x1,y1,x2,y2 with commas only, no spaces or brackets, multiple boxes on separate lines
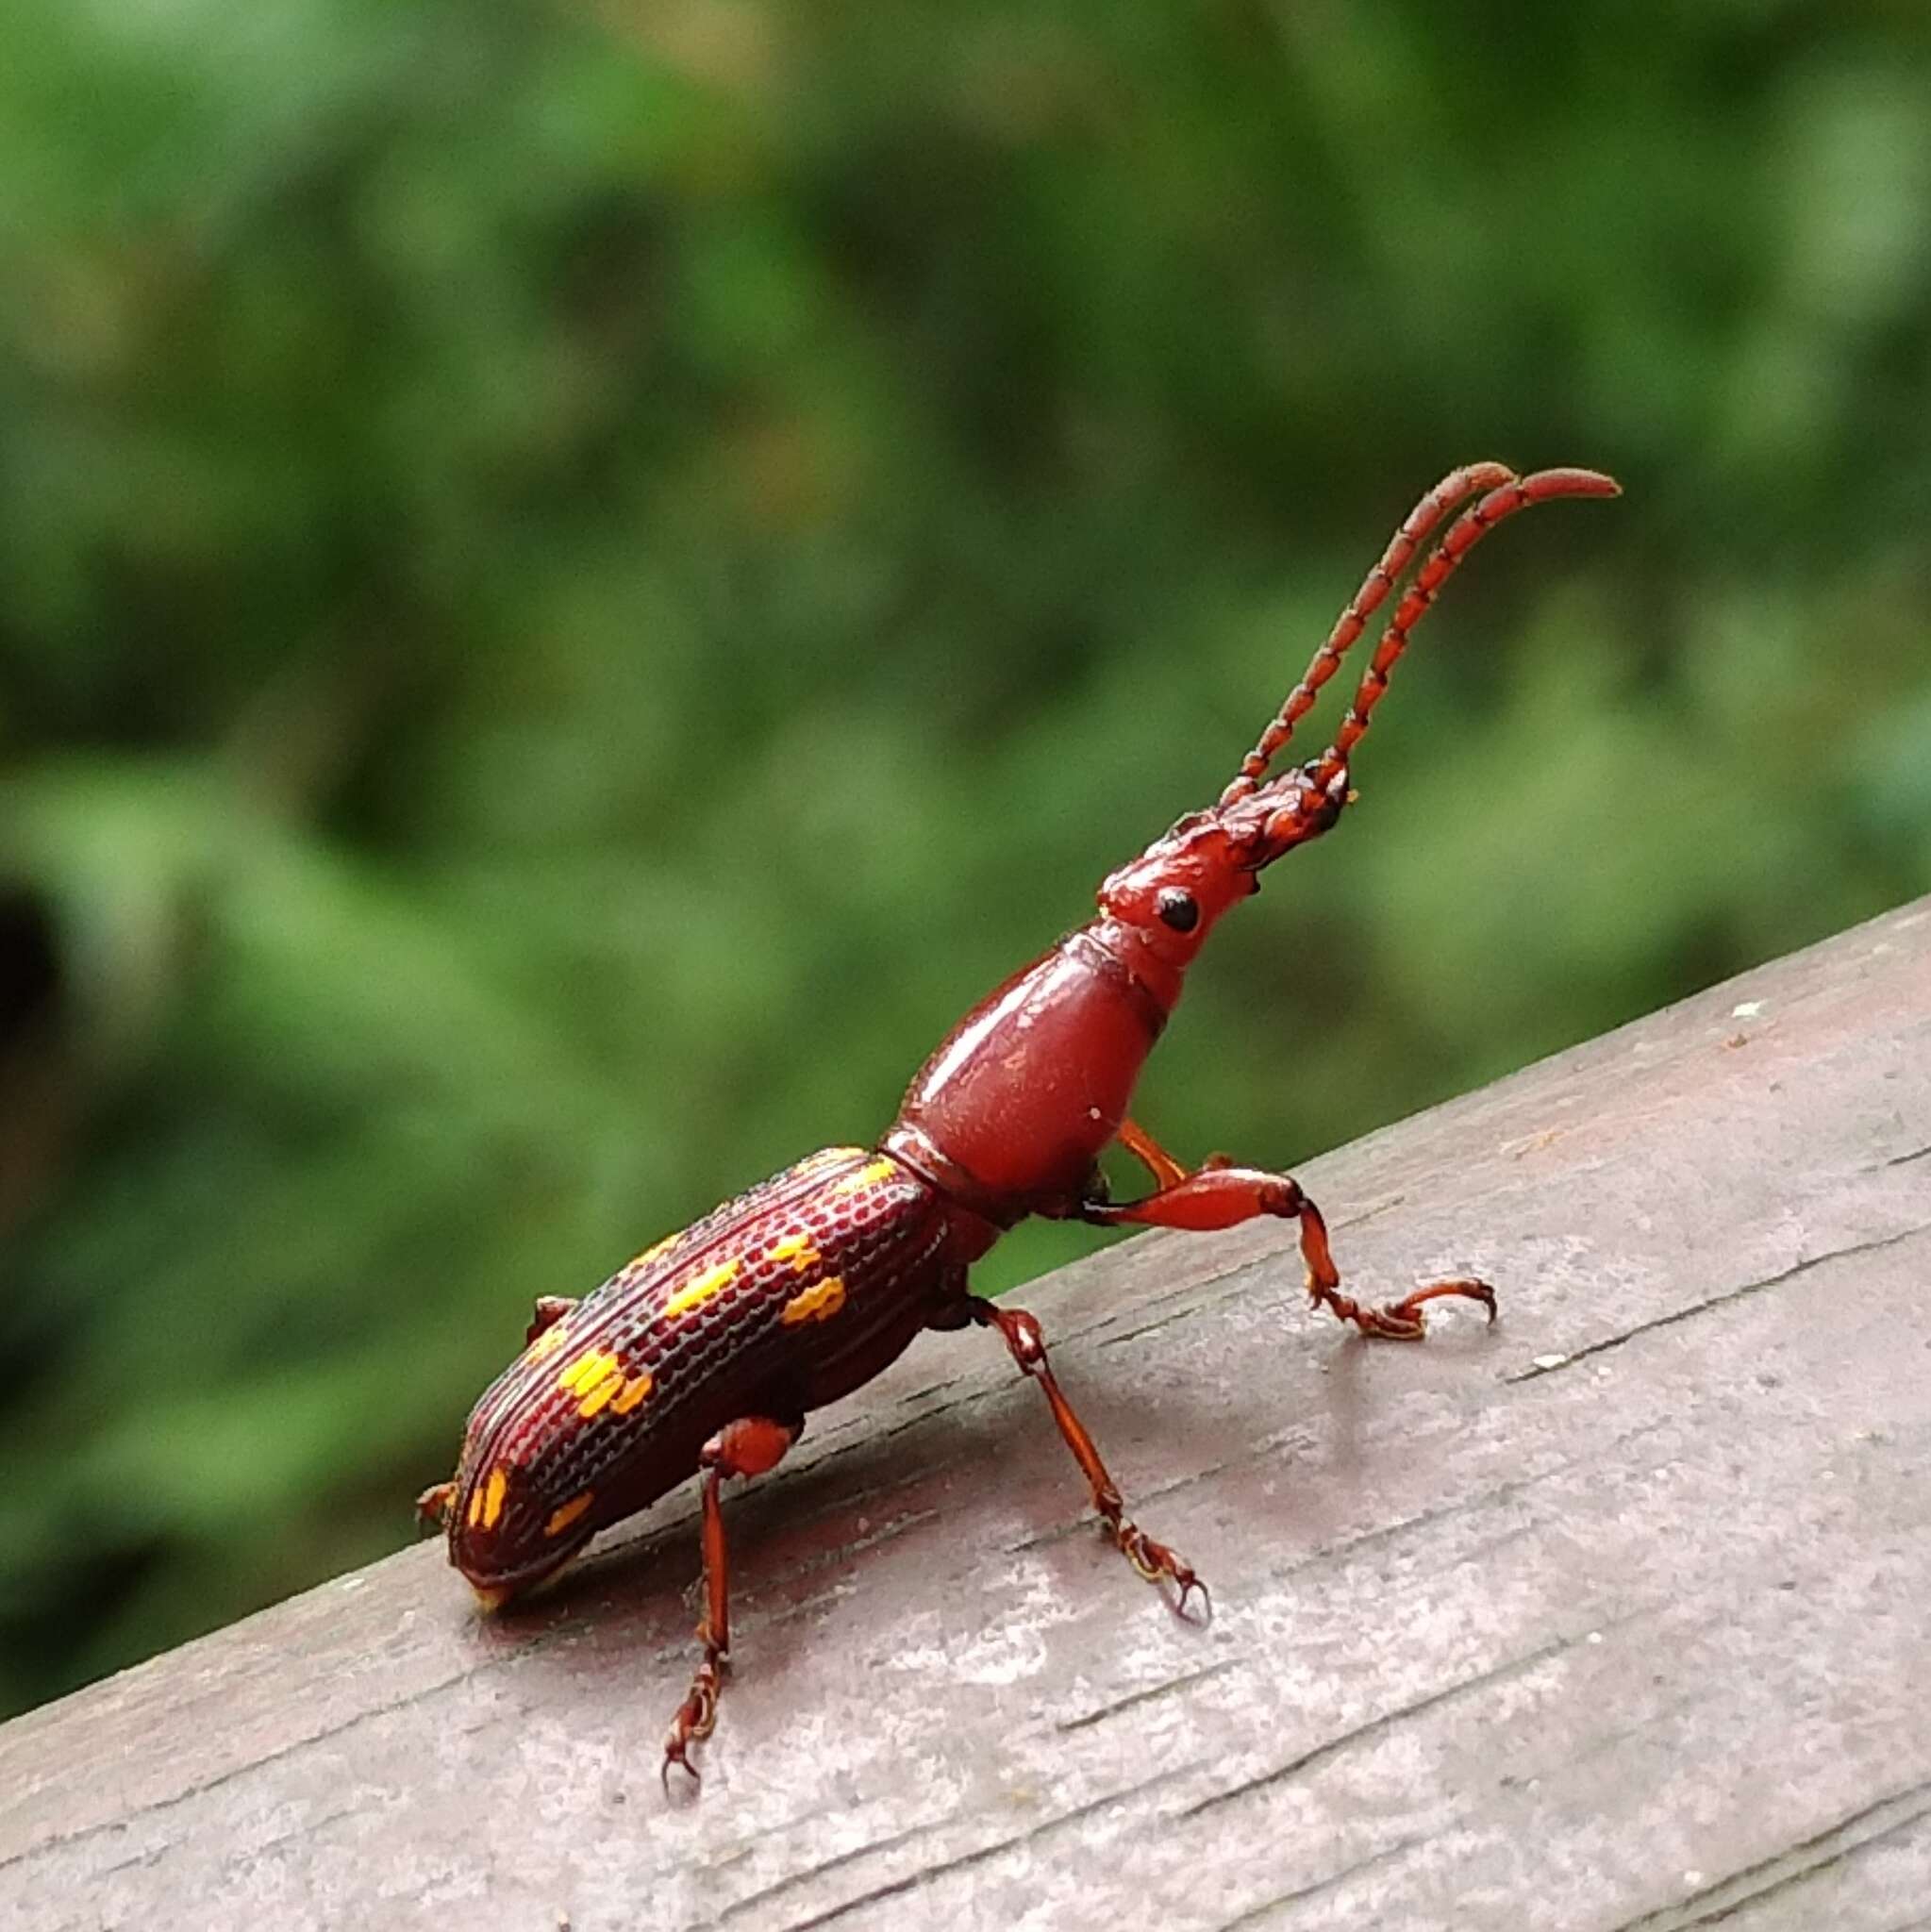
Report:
661,1414,800,1790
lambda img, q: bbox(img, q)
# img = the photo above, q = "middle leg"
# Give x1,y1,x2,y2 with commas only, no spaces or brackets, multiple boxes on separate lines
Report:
661,1413,800,1790
967,1297,1207,1619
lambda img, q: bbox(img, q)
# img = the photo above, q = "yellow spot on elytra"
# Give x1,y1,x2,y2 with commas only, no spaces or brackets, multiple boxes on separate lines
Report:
480,1466,508,1530
780,1274,847,1325
544,1491,595,1538
611,1371,653,1414
466,1484,485,1528
558,1349,620,1396
771,1230,821,1273
576,1365,626,1418
798,1145,865,1174
524,1324,567,1363
662,1257,741,1321
832,1156,899,1195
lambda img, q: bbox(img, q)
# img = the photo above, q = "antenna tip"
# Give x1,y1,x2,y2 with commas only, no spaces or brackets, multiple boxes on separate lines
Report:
1523,465,1623,501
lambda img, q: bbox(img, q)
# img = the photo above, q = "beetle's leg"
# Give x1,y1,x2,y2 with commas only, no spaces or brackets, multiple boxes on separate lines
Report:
526,1295,577,1343
662,1414,800,1793
967,1298,1208,1620
1117,1116,1192,1191
415,1481,454,1530
1081,1160,1493,1341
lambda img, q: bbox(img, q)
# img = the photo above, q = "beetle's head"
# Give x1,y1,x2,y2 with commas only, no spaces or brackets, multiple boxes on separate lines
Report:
1095,758,1349,967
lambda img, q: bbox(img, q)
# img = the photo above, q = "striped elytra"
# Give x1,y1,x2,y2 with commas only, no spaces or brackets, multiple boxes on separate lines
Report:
445,1146,956,1596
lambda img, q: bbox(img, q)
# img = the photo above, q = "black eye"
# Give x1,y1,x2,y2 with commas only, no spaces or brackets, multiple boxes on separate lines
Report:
1156,889,1199,933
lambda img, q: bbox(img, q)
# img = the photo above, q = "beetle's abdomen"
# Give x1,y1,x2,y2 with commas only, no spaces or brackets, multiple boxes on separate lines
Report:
446,1146,955,1599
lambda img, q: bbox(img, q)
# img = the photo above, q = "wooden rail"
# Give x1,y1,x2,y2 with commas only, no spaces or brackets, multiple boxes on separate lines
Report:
4,899,1928,1932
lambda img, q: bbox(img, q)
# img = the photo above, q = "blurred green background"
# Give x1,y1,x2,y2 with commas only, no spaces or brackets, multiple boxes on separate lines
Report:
3,0,1928,1723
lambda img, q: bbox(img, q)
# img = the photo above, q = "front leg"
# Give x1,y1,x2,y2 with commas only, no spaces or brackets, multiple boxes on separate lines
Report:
1092,1117,1494,1341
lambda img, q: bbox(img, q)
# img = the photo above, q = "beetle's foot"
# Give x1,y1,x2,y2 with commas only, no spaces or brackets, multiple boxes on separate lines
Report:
1314,1275,1496,1341
660,1735,701,1793
1382,1276,1496,1338
660,1654,723,1795
1113,1517,1212,1624
414,1481,453,1531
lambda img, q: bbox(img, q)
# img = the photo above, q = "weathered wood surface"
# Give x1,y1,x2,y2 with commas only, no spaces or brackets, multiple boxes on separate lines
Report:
4,900,1929,1932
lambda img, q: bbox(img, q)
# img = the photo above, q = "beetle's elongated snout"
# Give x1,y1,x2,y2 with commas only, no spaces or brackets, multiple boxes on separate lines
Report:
1243,759,1351,870
1091,762,1343,971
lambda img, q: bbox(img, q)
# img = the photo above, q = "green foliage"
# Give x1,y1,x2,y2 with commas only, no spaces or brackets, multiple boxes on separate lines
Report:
2,0,1927,1717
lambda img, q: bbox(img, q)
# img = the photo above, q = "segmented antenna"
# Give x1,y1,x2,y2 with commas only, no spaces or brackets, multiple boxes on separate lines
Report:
1222,464,1620,810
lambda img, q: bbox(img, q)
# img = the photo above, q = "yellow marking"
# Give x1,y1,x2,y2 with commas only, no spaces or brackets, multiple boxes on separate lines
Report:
544,1491,595,1538
466,1484,485,1529
611,1371,653,1414
558,1349,621,1395
524,1324,567,1363
780,1274,847,1326
662,1257,741,1322
832,1156,899,1195
797,1145,865,1174
576,1364,626,1418
470,1582,513,1614
771,1230,822,1273
480,1466,508,1530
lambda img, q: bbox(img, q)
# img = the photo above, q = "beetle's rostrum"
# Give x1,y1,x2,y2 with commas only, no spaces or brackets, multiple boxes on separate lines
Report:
419,459,1621,1789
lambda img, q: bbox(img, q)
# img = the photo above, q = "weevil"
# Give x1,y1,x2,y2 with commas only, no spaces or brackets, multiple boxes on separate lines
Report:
419,460,1619,1786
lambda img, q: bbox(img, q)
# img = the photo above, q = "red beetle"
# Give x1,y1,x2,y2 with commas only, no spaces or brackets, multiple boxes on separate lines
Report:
419,461,1620,1785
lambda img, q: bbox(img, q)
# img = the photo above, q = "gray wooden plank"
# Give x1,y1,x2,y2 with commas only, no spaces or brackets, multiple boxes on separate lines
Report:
3,898,1928,1932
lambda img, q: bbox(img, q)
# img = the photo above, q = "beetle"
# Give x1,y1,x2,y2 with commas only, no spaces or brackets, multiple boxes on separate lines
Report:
418,459,1619,1786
